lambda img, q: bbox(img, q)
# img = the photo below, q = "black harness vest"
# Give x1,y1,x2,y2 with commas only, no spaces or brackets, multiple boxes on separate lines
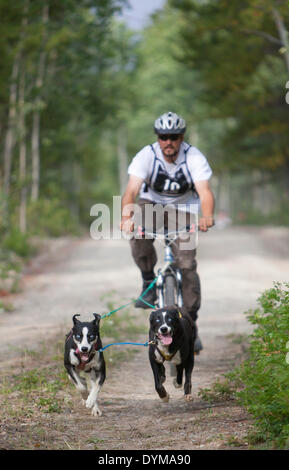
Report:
142,144,196,197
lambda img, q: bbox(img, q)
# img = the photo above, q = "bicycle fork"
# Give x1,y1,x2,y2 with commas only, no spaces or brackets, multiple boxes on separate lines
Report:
156,245,183,308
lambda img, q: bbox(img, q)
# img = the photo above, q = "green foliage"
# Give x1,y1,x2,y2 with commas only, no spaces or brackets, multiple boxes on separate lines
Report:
0,300,14,313
122,5,200,157
231,282,289,448
0,248,22,274
100,296,146,341
27,198,79,237
171,0,289,175
234,203,289,227
0,0,129,241
198,378,236,404
3,228,33,258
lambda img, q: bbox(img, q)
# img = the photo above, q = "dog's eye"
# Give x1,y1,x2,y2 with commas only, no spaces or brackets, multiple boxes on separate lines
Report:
89,335,95,340
75,334,81,340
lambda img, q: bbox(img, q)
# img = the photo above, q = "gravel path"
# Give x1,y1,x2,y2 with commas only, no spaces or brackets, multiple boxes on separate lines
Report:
0,226,288,449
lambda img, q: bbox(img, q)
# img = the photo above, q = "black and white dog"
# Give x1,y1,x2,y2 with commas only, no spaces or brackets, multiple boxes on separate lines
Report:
148,306,195,403
64,313,106,417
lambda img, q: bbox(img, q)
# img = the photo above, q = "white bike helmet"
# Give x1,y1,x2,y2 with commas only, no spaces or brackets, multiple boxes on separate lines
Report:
154,111,186,135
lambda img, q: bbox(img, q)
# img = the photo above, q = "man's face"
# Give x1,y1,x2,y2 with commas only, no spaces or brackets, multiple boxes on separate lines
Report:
157,134,184,159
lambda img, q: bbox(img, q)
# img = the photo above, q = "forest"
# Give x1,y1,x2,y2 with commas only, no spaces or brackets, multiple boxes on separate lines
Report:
0,1,289,451
0,0,288,255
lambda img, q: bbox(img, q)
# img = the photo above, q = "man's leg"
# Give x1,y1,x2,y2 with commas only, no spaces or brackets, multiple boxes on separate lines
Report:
172,244,201,319
129,199,158,308
172,240,203,353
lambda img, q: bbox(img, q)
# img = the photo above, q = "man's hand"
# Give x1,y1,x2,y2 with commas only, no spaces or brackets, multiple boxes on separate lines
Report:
120,217,134,234
198,216,214,232
194,180,215,232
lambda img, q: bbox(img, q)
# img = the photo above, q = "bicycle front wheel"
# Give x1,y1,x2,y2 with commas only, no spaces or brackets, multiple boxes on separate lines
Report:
164,274,177,306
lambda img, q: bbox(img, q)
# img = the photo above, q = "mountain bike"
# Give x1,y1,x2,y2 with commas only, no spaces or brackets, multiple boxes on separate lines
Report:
137,224,197,309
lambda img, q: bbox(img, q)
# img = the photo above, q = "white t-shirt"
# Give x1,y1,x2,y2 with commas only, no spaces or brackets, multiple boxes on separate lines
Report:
128,141,212,212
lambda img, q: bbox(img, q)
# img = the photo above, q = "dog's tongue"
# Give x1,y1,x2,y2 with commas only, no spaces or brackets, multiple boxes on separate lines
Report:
80,352,90,362
159,334,172,346
75,348,90,362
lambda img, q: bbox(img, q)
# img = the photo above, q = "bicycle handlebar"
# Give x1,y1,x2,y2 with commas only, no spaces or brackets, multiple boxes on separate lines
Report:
137,224,198,240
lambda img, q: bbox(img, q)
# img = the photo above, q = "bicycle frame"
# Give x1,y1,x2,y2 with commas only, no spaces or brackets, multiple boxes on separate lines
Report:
137,225,195,309
156,240,183,308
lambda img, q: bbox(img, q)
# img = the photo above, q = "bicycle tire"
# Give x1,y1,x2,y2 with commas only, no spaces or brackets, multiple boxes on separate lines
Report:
164,274,177,306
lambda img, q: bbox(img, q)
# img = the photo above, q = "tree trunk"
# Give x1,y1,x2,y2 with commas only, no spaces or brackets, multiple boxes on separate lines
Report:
272,7,289,76
31,3,49,202
117,127,128,195
2,0,29,224
19,67,27,233
3,51,21,200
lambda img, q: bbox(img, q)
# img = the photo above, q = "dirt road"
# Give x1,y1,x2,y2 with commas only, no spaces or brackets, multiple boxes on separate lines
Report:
0,226,288,449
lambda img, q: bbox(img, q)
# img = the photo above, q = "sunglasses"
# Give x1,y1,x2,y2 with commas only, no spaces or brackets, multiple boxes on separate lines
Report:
158,134,180,141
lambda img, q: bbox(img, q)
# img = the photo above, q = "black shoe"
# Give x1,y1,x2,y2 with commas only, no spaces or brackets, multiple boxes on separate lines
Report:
135,280,157,309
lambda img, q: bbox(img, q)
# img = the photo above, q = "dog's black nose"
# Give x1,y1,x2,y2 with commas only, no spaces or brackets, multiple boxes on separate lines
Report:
160,326,168,334
81,346,88,353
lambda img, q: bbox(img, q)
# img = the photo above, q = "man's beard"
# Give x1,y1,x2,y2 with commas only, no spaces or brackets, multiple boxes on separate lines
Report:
163,146,178,158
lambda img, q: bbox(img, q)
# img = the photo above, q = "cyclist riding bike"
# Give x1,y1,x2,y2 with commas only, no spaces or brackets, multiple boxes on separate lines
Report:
120,112,215,353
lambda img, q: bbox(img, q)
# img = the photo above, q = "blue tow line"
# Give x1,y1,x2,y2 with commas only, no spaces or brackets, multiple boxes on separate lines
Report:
101,278,157,320
99,340,153,352
98,278,157,352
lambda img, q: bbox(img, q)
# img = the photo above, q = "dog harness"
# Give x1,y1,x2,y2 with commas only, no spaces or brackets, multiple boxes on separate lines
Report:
156,346,177,362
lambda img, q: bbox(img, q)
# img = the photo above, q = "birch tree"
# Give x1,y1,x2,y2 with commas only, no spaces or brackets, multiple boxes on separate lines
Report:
31,2,49,202
2,1,29,230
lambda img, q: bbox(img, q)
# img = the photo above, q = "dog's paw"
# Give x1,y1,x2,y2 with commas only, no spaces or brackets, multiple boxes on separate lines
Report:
161,393,170,403
91,405,102,417
85,396,95,409
173,378,182,389
184,394,193,402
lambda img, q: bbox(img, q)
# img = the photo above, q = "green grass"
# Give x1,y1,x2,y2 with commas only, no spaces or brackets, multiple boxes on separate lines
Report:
226,333,249,345
99,301,148,369
100,296,147,341
0,300,15,313
0,246,23,294
198,378,236,404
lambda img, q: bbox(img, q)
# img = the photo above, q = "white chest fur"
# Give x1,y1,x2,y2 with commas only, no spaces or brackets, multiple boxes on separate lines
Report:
154,343,181,364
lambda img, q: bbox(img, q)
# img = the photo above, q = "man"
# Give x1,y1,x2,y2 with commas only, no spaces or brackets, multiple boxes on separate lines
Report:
120,112,215,353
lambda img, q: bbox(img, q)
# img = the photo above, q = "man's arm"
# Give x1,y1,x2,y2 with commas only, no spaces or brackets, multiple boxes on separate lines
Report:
194,180,215,232
120,175,144,233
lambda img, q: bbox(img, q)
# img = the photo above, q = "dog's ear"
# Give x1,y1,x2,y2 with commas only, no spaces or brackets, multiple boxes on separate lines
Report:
72,314,81,325
149,310,156,323
169,306,181,319
93,313,101,324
